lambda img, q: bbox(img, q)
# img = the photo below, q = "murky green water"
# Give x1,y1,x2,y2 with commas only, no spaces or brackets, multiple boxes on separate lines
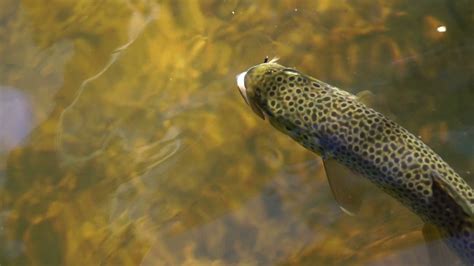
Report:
0,0,473,265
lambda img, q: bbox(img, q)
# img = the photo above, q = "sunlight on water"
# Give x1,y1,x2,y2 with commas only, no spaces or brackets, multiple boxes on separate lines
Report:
0,0,473,265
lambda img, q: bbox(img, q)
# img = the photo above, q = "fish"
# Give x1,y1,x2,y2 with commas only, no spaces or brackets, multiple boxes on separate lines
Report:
236,58,474,265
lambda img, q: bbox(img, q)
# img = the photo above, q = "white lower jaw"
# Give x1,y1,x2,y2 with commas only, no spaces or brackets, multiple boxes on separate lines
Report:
236,71,249,104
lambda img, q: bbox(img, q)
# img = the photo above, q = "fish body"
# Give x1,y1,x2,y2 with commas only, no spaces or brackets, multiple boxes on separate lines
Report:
236,60,474,264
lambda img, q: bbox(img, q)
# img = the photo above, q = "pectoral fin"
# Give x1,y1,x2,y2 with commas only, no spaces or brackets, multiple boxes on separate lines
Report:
323,158,371,216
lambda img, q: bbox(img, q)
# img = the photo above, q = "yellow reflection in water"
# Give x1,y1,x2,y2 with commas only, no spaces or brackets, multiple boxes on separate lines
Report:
0,0,473,265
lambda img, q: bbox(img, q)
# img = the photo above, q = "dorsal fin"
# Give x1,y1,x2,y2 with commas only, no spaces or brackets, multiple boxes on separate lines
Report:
431,171,474,217
356,90,377,106
356,90,397,121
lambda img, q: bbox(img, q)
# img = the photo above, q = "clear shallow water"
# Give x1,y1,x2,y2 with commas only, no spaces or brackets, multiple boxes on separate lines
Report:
0,0,473,265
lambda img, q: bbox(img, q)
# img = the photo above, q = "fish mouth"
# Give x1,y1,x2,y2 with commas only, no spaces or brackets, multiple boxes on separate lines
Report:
236,71,249,105
235,70,265,120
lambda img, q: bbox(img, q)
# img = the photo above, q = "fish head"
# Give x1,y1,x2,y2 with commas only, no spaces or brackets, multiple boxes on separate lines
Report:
236,60,326,136
236,59,285,120
236,59,294,119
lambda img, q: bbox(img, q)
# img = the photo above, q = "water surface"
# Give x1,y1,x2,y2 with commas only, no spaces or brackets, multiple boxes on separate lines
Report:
0,0,473,265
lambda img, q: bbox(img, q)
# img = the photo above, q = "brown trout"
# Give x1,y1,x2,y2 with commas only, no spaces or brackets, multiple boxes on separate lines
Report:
236,59,474,264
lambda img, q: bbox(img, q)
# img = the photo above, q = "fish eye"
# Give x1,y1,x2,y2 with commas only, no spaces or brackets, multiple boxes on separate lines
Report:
265,69,277,75
263,56,269,63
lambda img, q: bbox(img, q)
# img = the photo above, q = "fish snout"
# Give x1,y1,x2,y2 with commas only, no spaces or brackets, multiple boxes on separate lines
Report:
235,70,265,120
236,71,249,105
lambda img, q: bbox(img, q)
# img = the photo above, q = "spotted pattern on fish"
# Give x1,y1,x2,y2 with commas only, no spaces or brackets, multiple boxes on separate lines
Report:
236,61,474,264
